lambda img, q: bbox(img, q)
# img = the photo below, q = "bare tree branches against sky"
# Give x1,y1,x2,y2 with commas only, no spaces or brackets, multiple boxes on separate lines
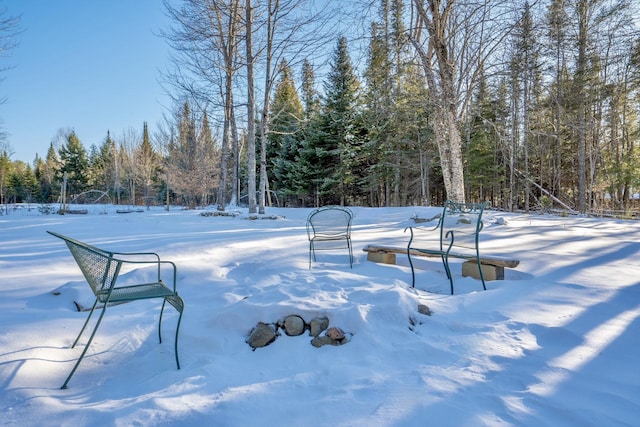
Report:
0,0,377,163
0,0,170,162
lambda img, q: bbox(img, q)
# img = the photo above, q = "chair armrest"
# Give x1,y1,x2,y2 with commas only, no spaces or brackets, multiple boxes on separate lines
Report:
110,251,161,262
158,260,178,292
404,224,440,246
405,223,440,233
115,255,178,292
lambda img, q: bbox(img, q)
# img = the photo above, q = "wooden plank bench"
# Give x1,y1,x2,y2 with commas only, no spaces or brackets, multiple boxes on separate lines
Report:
48,231,184,389
363,244,519,279
365,201,520,294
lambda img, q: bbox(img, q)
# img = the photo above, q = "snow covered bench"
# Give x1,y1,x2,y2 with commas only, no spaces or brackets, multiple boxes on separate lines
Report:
48,231,184,389
364,201,519,294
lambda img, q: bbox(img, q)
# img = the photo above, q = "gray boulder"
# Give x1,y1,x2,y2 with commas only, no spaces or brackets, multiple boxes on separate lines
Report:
247,322,277,349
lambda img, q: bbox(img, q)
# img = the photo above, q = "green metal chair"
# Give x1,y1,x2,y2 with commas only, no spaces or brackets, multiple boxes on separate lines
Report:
48,231,184,389
306,206,354,269
406,201,488,294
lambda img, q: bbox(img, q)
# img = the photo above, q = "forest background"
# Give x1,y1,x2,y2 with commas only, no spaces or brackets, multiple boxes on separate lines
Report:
1,0,640,216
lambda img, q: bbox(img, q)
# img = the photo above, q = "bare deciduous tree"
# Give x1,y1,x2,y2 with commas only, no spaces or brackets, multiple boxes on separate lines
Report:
0,5,20,106
409,0,515,202
162,0,243,211
248,0,337,213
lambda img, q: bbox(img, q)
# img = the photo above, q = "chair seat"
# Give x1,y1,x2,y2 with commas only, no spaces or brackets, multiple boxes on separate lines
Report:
98,282,175,303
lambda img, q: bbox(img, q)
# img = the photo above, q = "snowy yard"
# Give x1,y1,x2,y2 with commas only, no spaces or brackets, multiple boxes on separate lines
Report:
1,205,638,426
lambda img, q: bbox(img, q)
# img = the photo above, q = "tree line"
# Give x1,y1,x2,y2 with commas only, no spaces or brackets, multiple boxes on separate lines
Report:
1,0,640,215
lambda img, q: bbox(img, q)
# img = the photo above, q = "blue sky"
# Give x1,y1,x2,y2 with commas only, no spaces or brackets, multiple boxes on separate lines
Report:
1,0,171,162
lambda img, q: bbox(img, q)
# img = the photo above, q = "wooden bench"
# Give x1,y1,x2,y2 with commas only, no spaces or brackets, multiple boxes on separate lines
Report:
48,231,184,389
365,201,519,294
363,244,519,279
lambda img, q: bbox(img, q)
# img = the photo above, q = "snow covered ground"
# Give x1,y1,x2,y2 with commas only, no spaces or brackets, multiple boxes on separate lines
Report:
1,204,638,426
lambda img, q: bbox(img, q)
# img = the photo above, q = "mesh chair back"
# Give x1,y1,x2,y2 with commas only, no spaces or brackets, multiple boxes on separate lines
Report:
307,207,352,240
62,237,122,302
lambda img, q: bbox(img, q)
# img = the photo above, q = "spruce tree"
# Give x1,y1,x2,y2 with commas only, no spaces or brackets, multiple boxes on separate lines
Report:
301,59,320,120
0,147,10,206
137,122,159,206
168,102,200,208
10,162,40,203
362,20,392,205
269,61,304,205
466,71,503,202
317,36,362,205
36,143,60,203
87,132,118,198
298,60,322,205
58,131,89,197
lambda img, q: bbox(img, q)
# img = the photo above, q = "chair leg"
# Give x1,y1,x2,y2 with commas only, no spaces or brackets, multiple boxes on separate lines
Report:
441,255,454,295
71,298,99,348
407,251,416,288
476,259,487,291
159,300,165,344
61,303,109,389
159,295,184,370
173,304,183,370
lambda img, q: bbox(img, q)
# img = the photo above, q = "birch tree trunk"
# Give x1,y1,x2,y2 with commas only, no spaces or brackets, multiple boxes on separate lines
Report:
410,0,465,202
409,0,515,204
576,0,588,213
245,0,257,213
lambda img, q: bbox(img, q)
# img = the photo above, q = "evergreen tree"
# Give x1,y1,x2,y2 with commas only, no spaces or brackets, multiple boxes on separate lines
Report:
136,122,159,206
0,147,11,206
87,132,118,199
362,19,392,205
169,102,199,208
8,162,39,203
465,71,503,202
399,62,436,205
35,144,60,203
316,36,362,205
58,131,89,197
197,111,218,206
361,0,434,206
301,59,321,120
509,1,543,211
545,0,571,205
295,60,323,205
270,60,304,205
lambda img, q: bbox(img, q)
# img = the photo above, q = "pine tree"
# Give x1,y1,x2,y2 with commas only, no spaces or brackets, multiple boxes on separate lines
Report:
269,61,304,205
316,36,362,205
197,111,218,206
465,71,504,202
136,122,159,207
507,1,543,211
35,143,60,203
10,162,39,203
58,131,89,197
301,59,320,121
87,132,112,193
295,60,323,205
362,19,392,205
168,102,199,208
0,146,11,206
